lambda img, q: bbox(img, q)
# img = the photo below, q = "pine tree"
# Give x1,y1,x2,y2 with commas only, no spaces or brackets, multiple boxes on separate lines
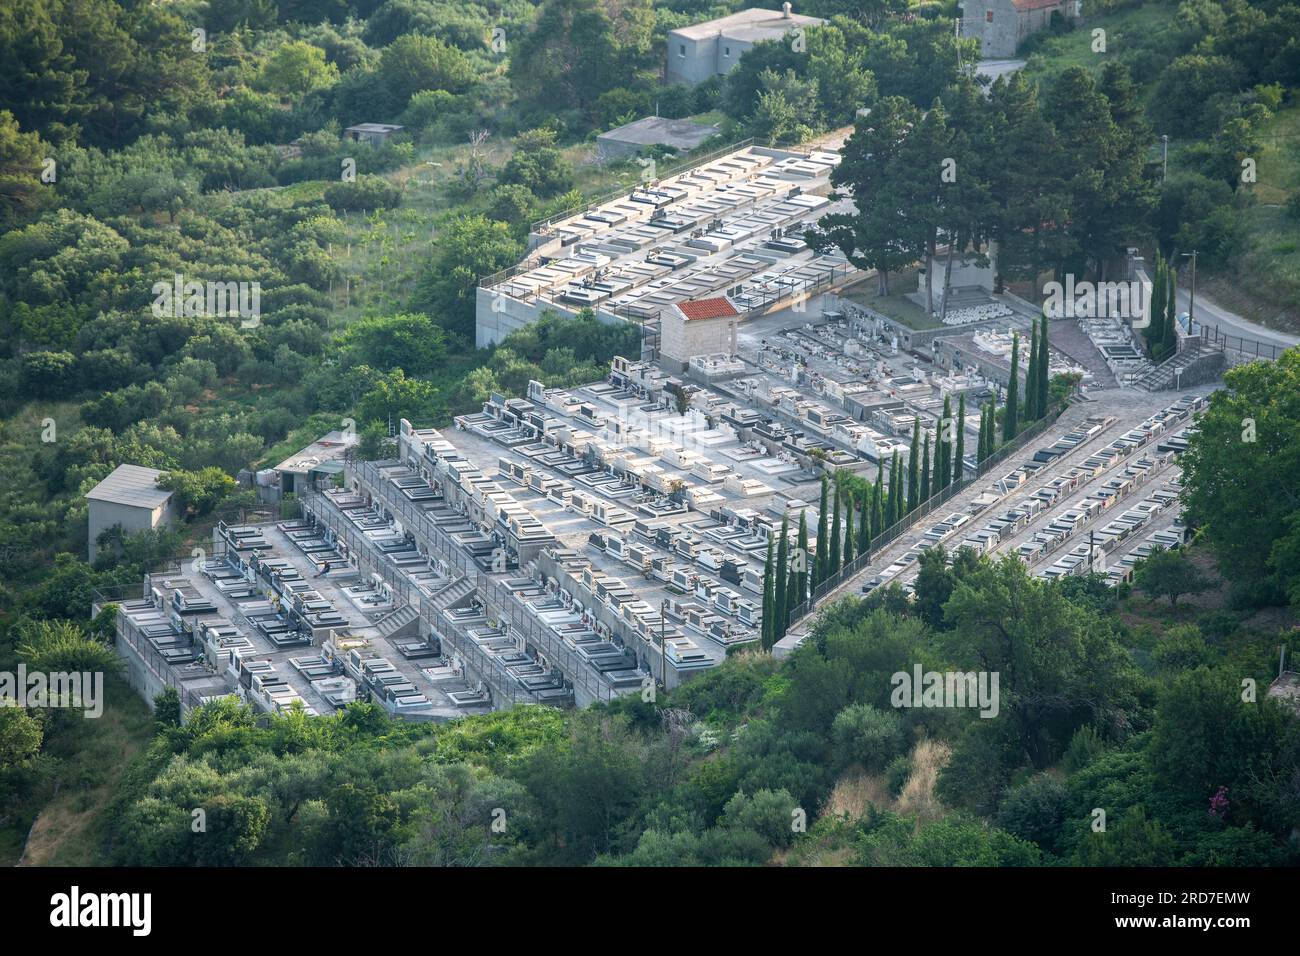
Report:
761,535,775,648
773,513,789,641
907,418,920,513
1037,313,1050,415
814,476,829,587
954,393,966,485
1025,319,1039,421
1004,331,1020,441
796,509,809,607
920,431,931,502
828,481,842,575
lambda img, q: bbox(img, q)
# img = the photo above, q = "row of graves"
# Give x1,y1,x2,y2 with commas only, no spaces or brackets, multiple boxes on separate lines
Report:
863,393,1206,594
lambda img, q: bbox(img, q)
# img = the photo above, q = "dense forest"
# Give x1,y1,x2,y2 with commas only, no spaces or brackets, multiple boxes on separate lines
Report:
0,0,1297,865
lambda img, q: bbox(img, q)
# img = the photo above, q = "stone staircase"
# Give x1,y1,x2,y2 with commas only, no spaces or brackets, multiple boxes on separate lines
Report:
432,575,476,611
1130,342,1225,392
374,603,420,640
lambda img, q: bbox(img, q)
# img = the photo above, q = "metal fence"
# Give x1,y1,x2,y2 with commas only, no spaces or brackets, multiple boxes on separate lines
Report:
783,403,1068,625
1194,322,1286,362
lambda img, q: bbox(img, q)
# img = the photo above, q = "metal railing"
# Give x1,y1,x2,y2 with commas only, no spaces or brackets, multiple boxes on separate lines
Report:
783,402,1068,625
1193,322,1286,362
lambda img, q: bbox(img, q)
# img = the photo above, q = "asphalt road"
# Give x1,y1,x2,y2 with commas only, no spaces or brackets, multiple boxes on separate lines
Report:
1177,288,1300,350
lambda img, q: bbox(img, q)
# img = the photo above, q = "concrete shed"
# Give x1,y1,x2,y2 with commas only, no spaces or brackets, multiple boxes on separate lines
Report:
85,464,179,562
596,116,721,164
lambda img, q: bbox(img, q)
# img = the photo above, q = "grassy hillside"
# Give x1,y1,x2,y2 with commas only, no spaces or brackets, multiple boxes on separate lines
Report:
1021,2,1300,333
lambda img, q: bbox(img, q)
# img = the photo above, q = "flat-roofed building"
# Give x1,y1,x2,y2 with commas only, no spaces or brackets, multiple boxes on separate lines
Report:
85,464,179,561
344,123,403,146
667,4,825,86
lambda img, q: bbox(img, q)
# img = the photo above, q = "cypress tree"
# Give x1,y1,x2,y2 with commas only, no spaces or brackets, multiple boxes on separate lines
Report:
828,481,842,575
773,513,789,640
760,535,775,648
796,509,809,607
1147,254,1165,352
920,431,931,502
1025,319,1039,421
907,418,920,513
872,470,884,539
954,393,966,485
1004,331,1020,441
842,500,855,572
937,396,953,491
857,487,869,556
814,476,829,587
1163,267,1177,355
977,402,987,463
1034,314,1045,411
888,450,902,525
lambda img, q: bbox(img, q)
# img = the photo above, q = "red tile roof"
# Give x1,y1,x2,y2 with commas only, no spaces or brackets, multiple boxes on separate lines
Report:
678,297,739,321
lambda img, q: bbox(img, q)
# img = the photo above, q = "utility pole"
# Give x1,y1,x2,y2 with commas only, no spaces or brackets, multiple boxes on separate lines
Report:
1161,134,1168,183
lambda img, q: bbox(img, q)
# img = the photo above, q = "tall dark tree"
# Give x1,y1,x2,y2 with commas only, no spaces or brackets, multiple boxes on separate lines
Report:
1162,266,1178,356
806,97,927,295
815,475,829,587
887,450,902,525
986,72,1071,283
872,468,884,540
1146,253,1167,353
828,481,843,576
1037,313,1050,415
761,534,775,649
936,396,953,491
857,488,869,556
1041,65,1155,279
1025,319,1040,421
796,509,810,606
907,418,920,513
954,393,966,485
773,513,790,641
842,501,855,574
1004,331,1020,441
920,431,932,502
